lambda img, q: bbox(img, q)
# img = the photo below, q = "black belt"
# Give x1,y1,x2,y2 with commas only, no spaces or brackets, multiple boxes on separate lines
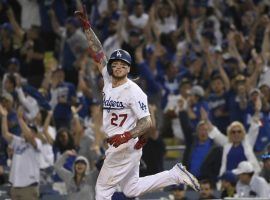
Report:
13,182,38,188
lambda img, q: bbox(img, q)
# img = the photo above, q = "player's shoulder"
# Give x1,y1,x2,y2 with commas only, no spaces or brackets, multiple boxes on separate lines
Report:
127,79,146,94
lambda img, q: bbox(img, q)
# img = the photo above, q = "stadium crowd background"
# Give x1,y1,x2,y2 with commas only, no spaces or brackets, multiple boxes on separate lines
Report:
0,0,270,199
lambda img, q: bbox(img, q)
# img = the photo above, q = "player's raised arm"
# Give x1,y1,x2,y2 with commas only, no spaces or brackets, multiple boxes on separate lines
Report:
74,6,107,73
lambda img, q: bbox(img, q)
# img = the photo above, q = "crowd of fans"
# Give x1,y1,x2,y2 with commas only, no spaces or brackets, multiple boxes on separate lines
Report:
1,0,270,199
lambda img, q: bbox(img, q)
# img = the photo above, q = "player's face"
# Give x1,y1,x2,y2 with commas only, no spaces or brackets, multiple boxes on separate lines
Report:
111,60,130,79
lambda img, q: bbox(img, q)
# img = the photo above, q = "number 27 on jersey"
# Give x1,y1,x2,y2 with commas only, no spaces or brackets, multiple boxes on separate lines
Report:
111,113,127,127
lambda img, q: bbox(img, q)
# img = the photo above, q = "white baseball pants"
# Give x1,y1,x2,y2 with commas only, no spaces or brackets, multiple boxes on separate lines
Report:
95,139,181,200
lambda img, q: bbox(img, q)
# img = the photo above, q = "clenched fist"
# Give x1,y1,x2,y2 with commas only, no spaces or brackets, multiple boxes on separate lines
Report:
134,135,148,150
107,132,132,148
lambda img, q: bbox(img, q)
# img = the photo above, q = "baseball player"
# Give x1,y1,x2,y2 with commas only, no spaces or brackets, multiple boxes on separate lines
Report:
75,7,200,200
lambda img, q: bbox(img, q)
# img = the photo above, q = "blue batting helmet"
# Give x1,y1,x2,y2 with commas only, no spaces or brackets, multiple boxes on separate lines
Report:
107,49,132,75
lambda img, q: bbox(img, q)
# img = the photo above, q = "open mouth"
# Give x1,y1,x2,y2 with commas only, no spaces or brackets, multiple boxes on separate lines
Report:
115,69,123,73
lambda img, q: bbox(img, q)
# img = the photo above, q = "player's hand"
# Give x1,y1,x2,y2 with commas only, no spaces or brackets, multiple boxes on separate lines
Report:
107,132,132,148
134,135,148,150
74,5,91,30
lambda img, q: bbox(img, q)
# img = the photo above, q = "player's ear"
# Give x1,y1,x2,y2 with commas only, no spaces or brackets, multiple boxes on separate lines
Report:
127,66,130,73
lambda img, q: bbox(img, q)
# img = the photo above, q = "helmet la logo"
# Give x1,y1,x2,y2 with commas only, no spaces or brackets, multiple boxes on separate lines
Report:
116,51,122,57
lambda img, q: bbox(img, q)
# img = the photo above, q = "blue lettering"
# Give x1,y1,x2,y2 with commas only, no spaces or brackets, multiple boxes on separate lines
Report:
103,93,125,112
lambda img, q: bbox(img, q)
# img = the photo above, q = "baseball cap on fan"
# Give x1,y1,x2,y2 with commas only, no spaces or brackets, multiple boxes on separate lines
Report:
189,85,205,97
8,57,20,66
261,153,270,162
75,156,87,164
218,171,237,184
232,161,254,175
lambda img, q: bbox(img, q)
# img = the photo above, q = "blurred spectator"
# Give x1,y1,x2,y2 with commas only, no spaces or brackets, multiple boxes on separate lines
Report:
228,75,249,126
127,0,149,31
5,57,21,75
209,96,262,176
246,88,270,155
17,0,41,30
48,68,76,130
0,24,20,77
135,44,161,97
218,171,237,198
134,45,164,130
54,150,98,200
198,179,217,200
20,25,45,88
102,19,120,56
122,29,144,77
76,69,97,121
53,127,76,184
3,73,17,97
183,53,207,87
2,73,51,118
0,92,21,136
223,56,240,79
163,78,192,141
207,67,230,134
150,0,177,35
181,108,222,183
260,153,270,183
94,0,121,42
53,127,75,158
161,184,189,200
0,105,42,200
158,60,181,109
187,85,209,129
71,106,100,169
232,161,270,198
220,120,261,174
48,9,88,86
15,85,40,122
38,0,68,51
35,110,55,185
259,83,270,107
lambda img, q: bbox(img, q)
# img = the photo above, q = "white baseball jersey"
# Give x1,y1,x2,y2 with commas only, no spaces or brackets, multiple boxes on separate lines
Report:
9,135,42,187
102,67,150,138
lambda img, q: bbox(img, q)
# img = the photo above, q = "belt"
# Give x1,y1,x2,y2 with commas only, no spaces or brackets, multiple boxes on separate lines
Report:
13,182,38,189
